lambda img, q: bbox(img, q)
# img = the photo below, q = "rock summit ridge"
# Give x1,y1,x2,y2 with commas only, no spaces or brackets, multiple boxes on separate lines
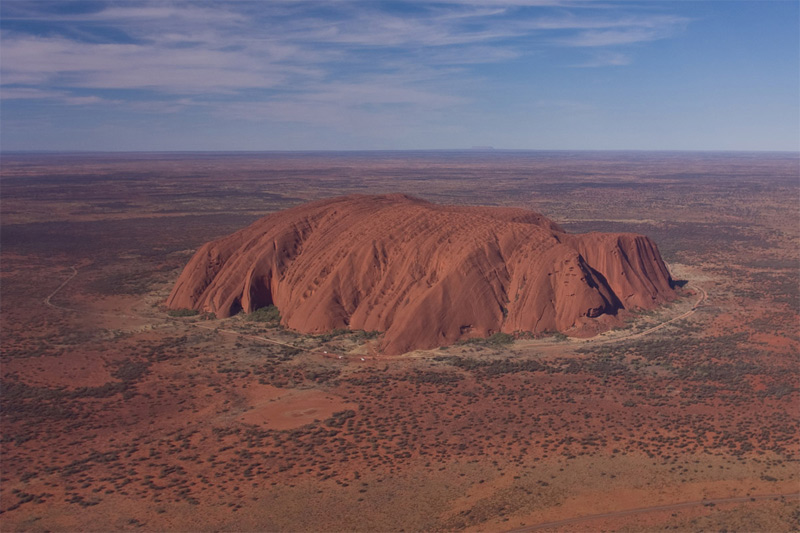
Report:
167,194,674,354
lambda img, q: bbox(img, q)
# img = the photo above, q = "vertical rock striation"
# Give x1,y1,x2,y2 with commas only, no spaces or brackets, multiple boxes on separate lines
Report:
167,194,674,354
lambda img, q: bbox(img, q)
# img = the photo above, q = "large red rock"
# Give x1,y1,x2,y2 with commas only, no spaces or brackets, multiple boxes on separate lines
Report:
167,194,674,354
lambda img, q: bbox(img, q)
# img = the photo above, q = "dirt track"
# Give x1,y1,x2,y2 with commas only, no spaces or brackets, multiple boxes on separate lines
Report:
44,266,708,358
592,282,708,345
43,265,78,311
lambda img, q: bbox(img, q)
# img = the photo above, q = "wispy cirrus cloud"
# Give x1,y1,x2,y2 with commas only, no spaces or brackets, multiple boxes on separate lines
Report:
0,86,63,99
571,50,632,67
0,0,694,146
524,14,689,31
0,37,288,93
430,0,608,6
557,26,682,47
0,85,122,106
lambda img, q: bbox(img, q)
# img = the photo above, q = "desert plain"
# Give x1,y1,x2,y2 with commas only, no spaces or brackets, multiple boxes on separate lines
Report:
1,150,798,531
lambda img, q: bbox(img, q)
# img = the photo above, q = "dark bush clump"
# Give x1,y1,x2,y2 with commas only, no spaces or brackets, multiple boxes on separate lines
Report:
247,305,281,323
167,308,199,317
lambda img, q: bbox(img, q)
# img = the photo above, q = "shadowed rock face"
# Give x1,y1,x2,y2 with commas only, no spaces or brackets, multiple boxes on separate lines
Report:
167,194,674,354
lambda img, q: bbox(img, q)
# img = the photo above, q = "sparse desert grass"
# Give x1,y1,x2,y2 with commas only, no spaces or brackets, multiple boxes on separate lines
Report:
1,152,797,531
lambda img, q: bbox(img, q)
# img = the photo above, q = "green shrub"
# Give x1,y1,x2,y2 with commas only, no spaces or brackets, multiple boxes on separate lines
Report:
316,328,349,342
487,332,515,345
350,330,381,341
167,308,199,317
247,305,281,323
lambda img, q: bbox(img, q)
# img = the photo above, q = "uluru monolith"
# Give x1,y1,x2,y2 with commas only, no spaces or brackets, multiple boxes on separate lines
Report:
167,194,674,354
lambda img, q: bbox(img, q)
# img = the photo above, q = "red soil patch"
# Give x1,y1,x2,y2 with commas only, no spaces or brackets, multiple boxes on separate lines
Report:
4,350,112,389
237,385,356,430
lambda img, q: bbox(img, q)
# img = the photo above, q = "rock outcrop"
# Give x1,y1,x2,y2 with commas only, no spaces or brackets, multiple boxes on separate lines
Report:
167,194,674,354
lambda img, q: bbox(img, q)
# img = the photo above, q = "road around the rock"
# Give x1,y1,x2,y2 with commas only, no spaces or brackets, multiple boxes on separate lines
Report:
592,282,707,345
45,266,707,358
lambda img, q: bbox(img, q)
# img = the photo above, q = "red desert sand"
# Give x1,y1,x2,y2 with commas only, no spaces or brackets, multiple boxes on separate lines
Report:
167,194,674,353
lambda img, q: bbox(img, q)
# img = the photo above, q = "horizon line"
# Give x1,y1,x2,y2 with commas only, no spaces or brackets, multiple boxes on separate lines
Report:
2,148,798,155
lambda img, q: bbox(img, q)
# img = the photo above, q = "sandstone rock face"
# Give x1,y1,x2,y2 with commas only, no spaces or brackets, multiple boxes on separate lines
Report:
167,194,674,354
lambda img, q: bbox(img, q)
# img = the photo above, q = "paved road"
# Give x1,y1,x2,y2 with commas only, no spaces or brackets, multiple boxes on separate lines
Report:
505,492,800,532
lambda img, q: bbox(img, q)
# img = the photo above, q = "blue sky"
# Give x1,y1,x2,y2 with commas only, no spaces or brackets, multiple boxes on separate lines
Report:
1,0,797,151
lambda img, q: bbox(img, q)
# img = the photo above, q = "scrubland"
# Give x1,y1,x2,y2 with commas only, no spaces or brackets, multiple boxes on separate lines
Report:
1,151,797,531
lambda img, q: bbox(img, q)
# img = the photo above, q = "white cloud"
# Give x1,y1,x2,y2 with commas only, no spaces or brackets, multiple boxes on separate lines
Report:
0,0,693,132
0,33,290,92
558,28,667,47
523,14,689,31
0,85,122,107
428,0,601,6
571,50,631,67
0,87,63,99
62,95,109,105
89,5,246,23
